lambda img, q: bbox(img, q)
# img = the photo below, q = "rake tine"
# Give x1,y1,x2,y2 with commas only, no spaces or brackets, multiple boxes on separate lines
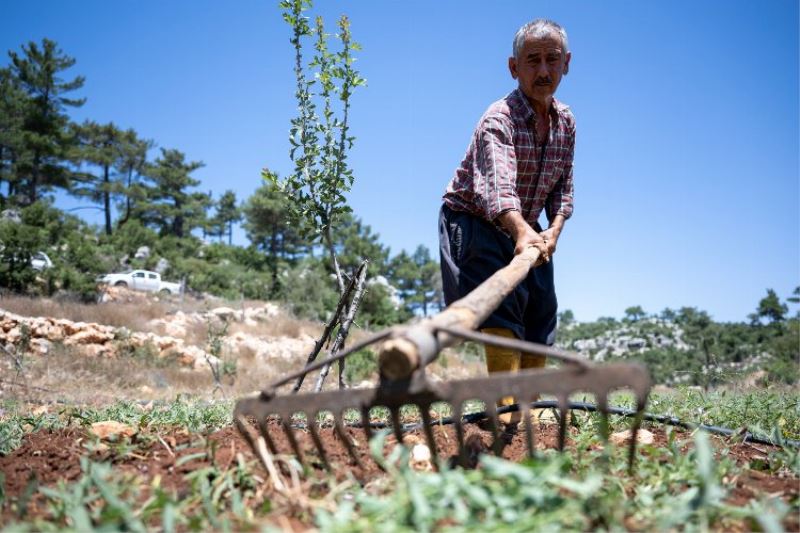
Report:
520,400,534,459
557,396,569,451
246,416,287,491
234,415,258,453
258,416,279,455
453,403,467,468
628,400,646,473
597,394,610,444
281,416,306,467
485,402,503,456
419,405,440,469
594,394,611,469
333,413,365,470
307,414,330,471
361,406,373,443
390,407,405,446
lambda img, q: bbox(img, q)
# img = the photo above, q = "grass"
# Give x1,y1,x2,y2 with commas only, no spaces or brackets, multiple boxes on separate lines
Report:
622,387,800,440
2,390,796,531
6,454,267,532
0,397,233,455
318,430,792,532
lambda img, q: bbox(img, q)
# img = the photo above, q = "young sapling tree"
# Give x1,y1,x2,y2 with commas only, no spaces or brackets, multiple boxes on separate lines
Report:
267,0,365,294
268,0,368,390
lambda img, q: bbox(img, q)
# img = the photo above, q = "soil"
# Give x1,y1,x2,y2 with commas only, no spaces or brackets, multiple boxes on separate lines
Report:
1,422,797,529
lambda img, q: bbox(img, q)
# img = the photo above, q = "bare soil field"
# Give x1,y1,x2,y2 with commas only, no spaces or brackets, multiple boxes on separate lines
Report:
2,421,797,530
1,295,797,530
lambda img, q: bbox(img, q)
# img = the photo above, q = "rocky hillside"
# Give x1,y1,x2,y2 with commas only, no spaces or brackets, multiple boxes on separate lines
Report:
0,287,316,373
556,310,795,387
560,318,692,361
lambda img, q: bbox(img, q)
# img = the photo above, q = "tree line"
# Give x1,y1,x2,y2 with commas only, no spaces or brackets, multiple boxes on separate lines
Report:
0,39,239,241
558,287,799,386
0,38,443,322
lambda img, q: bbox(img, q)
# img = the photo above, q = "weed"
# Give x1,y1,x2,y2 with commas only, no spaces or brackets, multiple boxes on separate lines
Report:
204,315,234,398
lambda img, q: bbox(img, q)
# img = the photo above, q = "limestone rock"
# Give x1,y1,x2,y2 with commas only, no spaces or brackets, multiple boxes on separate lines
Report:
626,337,647,350
210,307,238,320
609,428,654,446
66,327,114,345
29,338,51,355
134,246,150,260
409,443,433,471
1,209,22,223
90,421,136,440
163,322,187,339
82,343,115,357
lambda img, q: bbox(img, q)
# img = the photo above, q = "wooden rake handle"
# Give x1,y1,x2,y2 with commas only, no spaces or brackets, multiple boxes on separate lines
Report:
378,246,542,380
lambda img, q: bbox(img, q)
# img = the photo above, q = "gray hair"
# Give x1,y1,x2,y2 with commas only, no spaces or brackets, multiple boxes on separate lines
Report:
513,19,569,58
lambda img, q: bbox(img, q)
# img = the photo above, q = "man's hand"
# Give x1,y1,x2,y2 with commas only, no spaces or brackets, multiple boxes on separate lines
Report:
539,214,566,258
496,210,548,264
514,225,547,257
538,227,559,257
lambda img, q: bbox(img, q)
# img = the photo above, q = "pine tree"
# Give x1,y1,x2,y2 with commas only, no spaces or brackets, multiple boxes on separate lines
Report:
0,67,28,203
243,182,305,260
749,288,788,325
332,212,389,278
115,128,153,228
212,189,241,245
139,148,206,238
388,245,442,316
71,120,123,234
242,182,306,296
624,305,647,323
411,245,442,316
8,38,85,204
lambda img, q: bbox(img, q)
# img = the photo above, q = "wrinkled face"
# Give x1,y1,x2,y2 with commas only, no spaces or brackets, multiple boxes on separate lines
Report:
508,32,571,105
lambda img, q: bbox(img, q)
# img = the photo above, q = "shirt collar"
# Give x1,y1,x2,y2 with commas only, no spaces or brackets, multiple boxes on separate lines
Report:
511,87,561,124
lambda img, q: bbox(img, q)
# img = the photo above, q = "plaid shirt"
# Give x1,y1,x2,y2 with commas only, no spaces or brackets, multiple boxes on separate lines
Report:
443,88,575,226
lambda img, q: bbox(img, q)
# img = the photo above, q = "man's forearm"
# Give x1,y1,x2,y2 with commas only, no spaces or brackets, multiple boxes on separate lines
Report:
547,214,567,238
496,210,535,242
496,210,545,256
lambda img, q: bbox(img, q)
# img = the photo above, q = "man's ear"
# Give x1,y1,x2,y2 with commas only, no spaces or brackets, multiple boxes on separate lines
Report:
563,51,572,75
508,56,518,79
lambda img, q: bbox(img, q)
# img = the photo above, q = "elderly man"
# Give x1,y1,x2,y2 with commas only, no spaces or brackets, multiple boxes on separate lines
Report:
439,19,574,425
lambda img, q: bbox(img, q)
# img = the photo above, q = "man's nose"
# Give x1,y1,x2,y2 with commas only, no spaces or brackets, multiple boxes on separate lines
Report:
536,60,549,78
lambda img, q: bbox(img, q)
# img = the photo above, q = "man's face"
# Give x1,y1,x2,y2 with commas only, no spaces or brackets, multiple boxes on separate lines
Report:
508,33,571,106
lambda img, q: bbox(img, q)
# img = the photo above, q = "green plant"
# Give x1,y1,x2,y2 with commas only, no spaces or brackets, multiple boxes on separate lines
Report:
343,348,377,383
268,0,366,291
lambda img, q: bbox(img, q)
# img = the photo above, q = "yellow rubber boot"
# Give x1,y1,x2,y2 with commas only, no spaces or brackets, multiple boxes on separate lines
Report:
481,327,521,425
521,351,548,423
521,353,547,370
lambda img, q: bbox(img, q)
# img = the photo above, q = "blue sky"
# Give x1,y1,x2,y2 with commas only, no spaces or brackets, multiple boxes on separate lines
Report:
4,0,798,322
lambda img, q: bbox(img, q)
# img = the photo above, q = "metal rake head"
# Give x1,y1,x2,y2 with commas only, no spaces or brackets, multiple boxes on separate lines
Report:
233,360,651,476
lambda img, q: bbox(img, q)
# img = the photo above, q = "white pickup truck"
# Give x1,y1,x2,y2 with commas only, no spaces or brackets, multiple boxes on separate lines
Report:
97,270,183,295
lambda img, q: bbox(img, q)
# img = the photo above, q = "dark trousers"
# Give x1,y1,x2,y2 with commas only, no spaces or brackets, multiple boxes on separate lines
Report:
438,205,558,345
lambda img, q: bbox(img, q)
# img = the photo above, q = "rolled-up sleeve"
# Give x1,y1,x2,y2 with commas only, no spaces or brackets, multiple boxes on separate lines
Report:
472,115,520,221
546,126,575,221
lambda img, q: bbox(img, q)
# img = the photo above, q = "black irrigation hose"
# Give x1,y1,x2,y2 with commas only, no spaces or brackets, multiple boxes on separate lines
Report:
342,400,799,449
